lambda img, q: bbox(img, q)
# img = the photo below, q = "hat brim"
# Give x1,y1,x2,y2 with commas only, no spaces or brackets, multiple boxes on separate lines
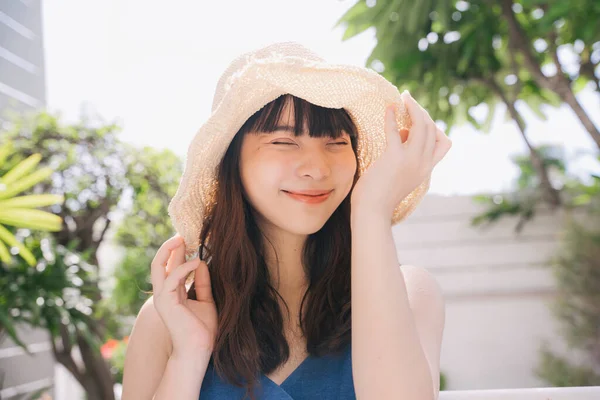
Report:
168,56,430,258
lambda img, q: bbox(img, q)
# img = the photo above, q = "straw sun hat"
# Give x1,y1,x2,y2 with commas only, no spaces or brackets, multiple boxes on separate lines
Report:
168,41,431,258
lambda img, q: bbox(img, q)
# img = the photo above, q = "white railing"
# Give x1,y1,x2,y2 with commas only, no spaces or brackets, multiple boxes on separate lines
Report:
439,386,600,400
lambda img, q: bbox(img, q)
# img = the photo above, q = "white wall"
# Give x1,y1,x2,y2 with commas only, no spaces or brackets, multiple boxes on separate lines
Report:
0,325,54,399
394,194,593,390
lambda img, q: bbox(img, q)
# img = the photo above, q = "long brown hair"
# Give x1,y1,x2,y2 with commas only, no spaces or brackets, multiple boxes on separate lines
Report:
187,94,360,399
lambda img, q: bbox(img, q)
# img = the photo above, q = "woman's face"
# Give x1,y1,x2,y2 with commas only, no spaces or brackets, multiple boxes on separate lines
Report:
239,101,357,236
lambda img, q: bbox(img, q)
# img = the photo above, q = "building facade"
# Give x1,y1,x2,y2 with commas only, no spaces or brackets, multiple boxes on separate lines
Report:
0,0,46,121
0,1,54,399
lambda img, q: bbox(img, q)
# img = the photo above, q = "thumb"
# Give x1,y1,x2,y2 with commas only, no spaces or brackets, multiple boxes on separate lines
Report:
194,260,214,303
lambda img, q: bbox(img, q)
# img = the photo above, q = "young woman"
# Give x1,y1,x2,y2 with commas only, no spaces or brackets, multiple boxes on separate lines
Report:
122,42,450,400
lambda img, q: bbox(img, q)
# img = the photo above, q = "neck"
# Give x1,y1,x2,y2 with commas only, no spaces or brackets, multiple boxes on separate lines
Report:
257,218,309,299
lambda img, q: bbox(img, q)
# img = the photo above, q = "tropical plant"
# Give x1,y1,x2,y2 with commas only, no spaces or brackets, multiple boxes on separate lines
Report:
335,0,600,221
0,109,183,400
535,192,600,386
0,141,63,266
336,0,600,147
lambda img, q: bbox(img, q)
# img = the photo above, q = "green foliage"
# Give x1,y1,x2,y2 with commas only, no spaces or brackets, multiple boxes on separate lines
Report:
439,370,447,390
0,108,183,325
336,0,507,131
0,109,181,398
100,337,129,385
115,146,182,250
536,345,600,386
0,231,104,353
0,141,64,266
335,0,598,133
470,145,569,231
535,201,600,386
109,146,183,318
108,339,128,384
110,247,154,317
471,149,600,229
549,209,600,350
2,110,130,253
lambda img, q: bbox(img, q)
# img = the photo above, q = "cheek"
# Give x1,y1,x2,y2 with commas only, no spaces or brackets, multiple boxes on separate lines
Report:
335,153,358,194
241,154,288,200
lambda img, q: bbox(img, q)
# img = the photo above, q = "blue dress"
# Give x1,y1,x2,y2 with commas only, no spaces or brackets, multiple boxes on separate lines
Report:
199,344,355,399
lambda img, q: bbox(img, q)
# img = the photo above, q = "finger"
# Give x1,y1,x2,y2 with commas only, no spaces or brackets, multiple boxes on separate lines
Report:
416,101,434,125
195,260,214,303
384,105,402,148
424,120,437,159
163,258,201,293
166,240,186,275
151,235,185,294
414,102,435,155
416,103,436,156
389,103,411,144
432,129,452,165
401,92,427,149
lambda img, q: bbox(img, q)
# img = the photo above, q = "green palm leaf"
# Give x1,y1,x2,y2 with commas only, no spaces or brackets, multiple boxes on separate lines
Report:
0,225,36,266
0,142,64,266
0,194,64,209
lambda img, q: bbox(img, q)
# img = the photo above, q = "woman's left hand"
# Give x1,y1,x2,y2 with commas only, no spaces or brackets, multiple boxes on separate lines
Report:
350,91,452,220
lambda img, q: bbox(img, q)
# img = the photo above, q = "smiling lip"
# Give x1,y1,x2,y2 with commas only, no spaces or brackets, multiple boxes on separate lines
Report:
283,189,333,204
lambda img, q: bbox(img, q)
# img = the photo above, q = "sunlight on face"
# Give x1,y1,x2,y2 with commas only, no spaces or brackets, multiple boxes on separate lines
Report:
239,100,357,236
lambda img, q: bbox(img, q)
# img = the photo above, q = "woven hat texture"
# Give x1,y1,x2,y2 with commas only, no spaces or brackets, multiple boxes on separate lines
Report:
168,41,430,258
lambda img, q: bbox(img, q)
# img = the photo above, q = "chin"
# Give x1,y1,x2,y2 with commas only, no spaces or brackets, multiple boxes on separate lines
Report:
275,216,331,236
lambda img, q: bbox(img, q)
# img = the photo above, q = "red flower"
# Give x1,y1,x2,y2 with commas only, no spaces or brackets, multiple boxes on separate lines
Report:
101,339,120,359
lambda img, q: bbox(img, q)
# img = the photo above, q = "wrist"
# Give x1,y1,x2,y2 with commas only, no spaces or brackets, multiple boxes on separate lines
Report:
350,207,391,228
171,348,212,370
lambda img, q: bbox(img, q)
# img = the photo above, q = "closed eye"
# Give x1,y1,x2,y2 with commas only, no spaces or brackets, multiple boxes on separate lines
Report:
271,141,348,146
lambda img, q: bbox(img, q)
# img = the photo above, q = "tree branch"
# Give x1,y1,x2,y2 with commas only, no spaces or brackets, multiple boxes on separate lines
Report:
76,331,115,400
58,320,73,355
476,76,562,208
50,330,83,381
507,47,524,97
546,29,565,82
92,216,112,255
580,52,600,92
499,0,553,89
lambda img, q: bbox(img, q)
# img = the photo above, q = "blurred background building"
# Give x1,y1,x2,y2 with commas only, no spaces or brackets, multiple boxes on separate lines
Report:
0,1,54,399
0,0,46,122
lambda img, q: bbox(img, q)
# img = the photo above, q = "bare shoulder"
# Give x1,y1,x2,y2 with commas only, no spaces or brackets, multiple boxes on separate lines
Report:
400,264,445,395
133,296,173,352
399,264,445,317
121,296,173,399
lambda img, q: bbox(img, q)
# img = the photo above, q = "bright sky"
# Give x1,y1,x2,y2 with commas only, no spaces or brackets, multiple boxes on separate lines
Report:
41,0,600,196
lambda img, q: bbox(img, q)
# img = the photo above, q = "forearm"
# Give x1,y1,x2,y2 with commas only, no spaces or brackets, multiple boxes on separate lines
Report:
350,211,433,400
153,353,209,400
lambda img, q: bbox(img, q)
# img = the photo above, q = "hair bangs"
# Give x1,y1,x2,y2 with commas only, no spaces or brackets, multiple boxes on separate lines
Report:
239,94,358,140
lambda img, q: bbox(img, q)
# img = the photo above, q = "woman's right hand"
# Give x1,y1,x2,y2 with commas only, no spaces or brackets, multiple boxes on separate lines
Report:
151,235,218,359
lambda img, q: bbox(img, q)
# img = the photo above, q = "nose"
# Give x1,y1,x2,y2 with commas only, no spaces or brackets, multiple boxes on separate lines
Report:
296,150,331,180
